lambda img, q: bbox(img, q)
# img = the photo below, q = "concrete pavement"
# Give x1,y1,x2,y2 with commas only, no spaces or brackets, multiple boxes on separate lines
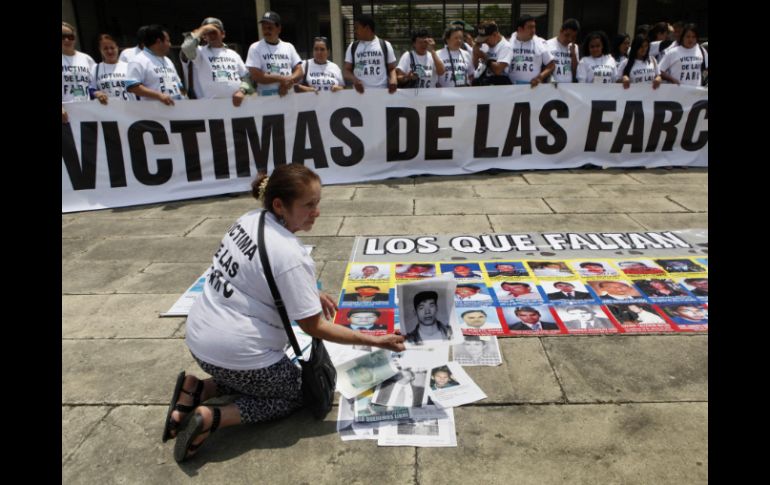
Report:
62,167,707,484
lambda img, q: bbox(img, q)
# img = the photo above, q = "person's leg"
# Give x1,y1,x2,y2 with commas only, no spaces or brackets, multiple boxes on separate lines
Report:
177,356,303,459
168,374,221,438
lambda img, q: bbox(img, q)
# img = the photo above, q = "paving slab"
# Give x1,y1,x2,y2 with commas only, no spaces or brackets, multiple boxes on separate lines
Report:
542,335,708,402
63,405,415,485
63,238,102,260
62,405,111,463
629,213,709,230
321,198,413,216
545,197,685,213
62,261,149,294
416,198,552,215
523,172,641,185
593,184,707,198
489,214,645,232
475,184,602,198
318,260,350,299
62,217,201,239
340,215,493,236
668,196,708,212
296,236,356,262
186,217,343,237
62,340,201,404
320,185,356,200
626,170,708,185
142,194,258,218
115,262,209,294
462,338,563,403
354,185,477,199
63,294,185,339
414,173,529,186
79,237,223,263
418,403,707,485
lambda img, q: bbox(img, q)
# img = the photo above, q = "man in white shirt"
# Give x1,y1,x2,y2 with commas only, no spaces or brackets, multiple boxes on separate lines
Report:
246,11,303,97
119,26,148,63
508,14,555,87
126,24,186,104
545,19,580,83
343,14,398,93
181,17,253,106
472,20,513,85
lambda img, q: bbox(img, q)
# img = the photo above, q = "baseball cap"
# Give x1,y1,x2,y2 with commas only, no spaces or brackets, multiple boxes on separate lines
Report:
201,17,224,32
260,11,281,25
475,22,498,43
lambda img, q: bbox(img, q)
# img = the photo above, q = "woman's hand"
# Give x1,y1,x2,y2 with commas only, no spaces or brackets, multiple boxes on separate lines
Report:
373,333,406,352
319,292,338,320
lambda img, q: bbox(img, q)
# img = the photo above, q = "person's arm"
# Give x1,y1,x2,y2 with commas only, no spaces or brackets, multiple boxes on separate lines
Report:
531,60,555,88
127,84,175,105
296,312,405,351
659,70,679,85
427,39,446,76
248,67,293,87
62,105,69,124
343,62,364,93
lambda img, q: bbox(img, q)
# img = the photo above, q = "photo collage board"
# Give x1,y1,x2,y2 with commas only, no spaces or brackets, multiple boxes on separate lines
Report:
335,257,708,336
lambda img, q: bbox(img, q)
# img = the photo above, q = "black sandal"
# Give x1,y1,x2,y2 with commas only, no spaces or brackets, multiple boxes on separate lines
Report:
162,371,204,442
174,407,221,463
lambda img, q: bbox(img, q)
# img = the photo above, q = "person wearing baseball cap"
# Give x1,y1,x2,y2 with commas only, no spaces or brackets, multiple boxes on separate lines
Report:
246,11,303,96
471,20,513,85
180,17,253,105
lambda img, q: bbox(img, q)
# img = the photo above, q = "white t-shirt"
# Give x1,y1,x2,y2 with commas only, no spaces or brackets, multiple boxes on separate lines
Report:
125,49,185,100
436,48,473,87
89,61,137,101
62,52,96,102
344,37,397,88
300,59,344,91
397,51,439,88
246,39,302,96
617,57,661,83
481,37,513,75
508,36,555,84
649,40,663,61
577,55,618,84
186,210,322,370
188,45,248,99
119,46,142,63
545,37,579,83
659,45,708,86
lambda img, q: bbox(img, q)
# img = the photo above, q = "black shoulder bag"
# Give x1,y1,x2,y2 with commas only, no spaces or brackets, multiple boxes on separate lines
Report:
257,210,336,420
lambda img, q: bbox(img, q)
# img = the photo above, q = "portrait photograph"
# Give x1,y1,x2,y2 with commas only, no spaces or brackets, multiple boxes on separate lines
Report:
457,307,505,335
586,280,644,301
397,278,462,348
554,304,616,332
483,261,530,278
631,278,691,300
616,259,667,276
605,302,670,327
334,307,394,333
439,263,484,280
570,260,620,277
525,260,575,278
452,335,502,366
501,305,560,332
492,280,544,305
653,258,707,274
540,280,595,303
340,283,392,306
658,302,709,326
347,262,391,281
395,263,437,280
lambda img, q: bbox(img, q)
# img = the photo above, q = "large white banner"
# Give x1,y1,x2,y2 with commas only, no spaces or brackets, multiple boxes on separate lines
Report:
62,84,707,212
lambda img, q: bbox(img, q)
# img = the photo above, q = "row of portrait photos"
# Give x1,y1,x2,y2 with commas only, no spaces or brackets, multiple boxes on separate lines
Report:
333,258,708,335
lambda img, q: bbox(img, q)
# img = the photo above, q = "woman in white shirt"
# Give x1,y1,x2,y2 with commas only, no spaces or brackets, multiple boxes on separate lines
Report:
62,22,96,123
618,35,662,89
295,36,345,93
436,25,474,87
576,31,618,84
659,24,708,87
166,164,405,462
90,34,136,104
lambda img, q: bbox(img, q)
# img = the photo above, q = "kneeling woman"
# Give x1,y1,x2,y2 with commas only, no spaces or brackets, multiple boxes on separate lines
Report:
164,164,405,461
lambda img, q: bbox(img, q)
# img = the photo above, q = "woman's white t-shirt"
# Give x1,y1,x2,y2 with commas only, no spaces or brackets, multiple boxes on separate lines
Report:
617,57,661,83
62,51,96,102
186,211,322,370
436,48,473,87
577,55,618,84
300,59,344,91
659,45,708,86
90,61,137,100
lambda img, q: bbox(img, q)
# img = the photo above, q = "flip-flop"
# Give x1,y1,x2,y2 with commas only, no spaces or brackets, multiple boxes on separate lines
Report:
161,371,186,443
174,407,221,463
174,413,204,463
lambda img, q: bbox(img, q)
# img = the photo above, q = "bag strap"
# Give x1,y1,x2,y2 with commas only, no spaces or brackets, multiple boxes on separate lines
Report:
380,38,388,68
257,210,304,359
303,60,309,86
448,50,458,86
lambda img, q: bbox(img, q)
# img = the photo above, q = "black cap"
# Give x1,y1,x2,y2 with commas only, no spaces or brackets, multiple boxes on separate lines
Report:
260,11,281,25
475,22,498,43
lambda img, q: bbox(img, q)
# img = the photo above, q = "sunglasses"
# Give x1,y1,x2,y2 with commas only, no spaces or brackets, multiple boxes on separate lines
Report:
62,33,75,40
